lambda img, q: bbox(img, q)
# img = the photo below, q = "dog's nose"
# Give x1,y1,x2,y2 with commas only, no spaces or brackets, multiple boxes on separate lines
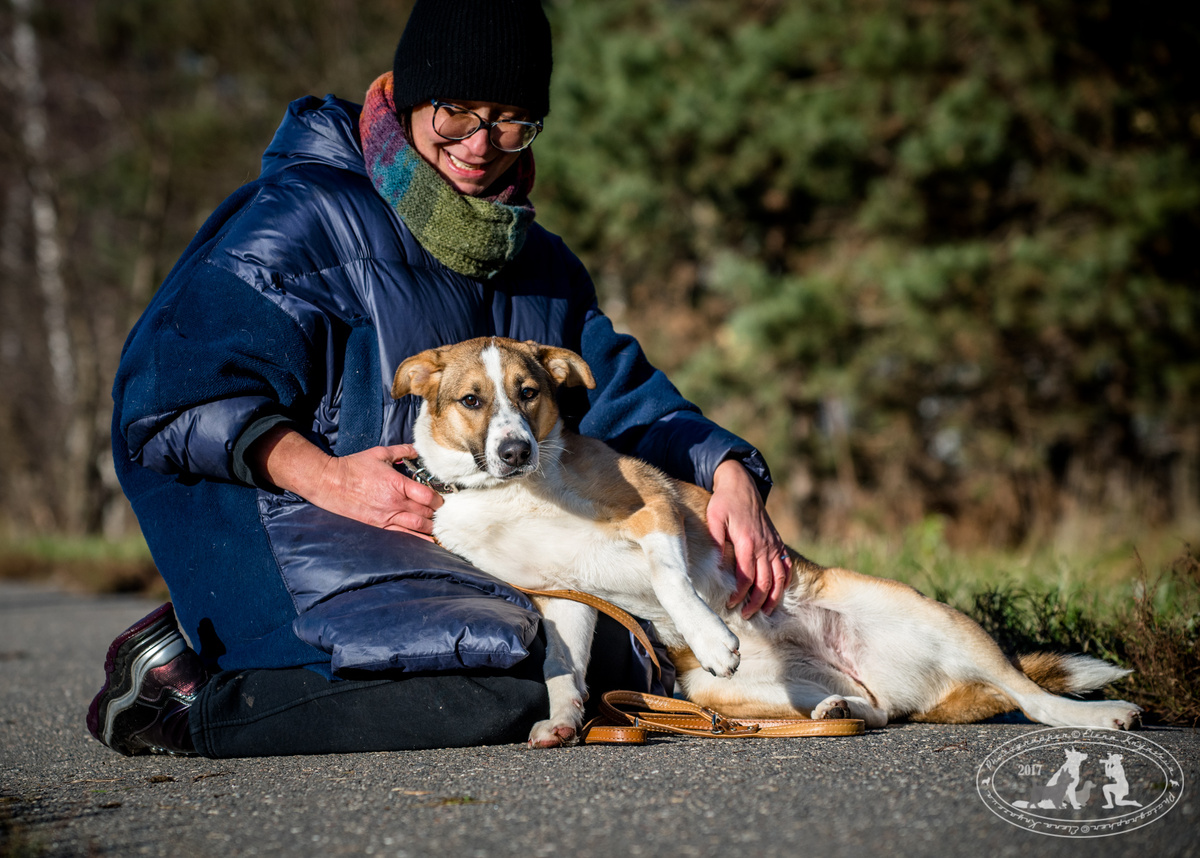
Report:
498,438,531,468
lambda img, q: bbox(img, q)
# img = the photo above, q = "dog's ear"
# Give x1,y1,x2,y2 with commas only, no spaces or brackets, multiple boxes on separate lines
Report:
527,342,596,390
392,350,444,400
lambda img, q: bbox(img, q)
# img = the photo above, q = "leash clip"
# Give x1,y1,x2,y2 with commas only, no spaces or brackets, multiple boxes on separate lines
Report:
705,708,759,736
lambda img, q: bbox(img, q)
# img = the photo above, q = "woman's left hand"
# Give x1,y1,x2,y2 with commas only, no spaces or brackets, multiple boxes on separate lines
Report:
706,459,792,618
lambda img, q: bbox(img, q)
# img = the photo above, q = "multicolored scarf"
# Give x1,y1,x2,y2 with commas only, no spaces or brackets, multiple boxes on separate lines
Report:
360,73,537,280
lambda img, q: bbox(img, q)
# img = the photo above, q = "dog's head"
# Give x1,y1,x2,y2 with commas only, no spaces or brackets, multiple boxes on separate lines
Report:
392,337,595,488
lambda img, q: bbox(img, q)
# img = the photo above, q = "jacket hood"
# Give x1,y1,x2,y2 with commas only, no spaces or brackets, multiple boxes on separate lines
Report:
260,95,367,179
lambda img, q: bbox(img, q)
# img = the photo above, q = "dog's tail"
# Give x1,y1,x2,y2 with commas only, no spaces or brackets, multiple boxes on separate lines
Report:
1017,652,1131,694
910,653,1131,723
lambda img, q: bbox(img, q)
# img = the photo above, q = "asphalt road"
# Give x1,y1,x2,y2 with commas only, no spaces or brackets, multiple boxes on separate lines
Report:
2,581,1197,858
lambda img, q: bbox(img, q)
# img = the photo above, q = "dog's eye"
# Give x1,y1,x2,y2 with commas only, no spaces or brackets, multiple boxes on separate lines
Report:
459,394,482,409
519,387,539,402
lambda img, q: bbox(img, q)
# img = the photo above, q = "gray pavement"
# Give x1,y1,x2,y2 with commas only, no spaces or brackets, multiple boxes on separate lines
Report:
1,581,1196,858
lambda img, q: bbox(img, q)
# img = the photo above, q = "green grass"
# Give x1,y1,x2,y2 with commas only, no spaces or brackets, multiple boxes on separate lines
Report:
0,534,165,597
806,516,1191,620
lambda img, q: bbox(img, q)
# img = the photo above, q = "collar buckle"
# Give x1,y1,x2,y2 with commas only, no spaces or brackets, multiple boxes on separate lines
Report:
400,458,459,495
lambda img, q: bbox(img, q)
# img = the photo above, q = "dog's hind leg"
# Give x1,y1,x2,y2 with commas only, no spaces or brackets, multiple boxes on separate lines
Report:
527,596,597,748
910,616,1142,729
986,670,1141,729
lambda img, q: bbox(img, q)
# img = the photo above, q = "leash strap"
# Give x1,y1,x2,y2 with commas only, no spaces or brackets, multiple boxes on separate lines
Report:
515,587,662,677
515,588,865,745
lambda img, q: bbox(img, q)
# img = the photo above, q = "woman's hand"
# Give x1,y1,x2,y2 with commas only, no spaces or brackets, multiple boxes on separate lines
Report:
248,426,443,539
707,459,792,617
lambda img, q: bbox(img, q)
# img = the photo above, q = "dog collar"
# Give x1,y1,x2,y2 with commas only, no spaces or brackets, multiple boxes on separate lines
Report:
399,458,460,495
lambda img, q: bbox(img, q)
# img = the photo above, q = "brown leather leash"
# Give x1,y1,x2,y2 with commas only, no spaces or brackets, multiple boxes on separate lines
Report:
583,690,865,744
515,587,865,745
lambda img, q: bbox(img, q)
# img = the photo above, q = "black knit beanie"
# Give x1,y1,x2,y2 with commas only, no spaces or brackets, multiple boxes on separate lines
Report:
393,0,553,118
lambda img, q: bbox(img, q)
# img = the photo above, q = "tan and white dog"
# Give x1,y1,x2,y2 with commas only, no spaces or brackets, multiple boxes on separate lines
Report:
392,337,1141,748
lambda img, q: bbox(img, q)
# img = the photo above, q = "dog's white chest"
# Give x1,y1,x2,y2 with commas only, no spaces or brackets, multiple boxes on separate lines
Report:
432,485,645,593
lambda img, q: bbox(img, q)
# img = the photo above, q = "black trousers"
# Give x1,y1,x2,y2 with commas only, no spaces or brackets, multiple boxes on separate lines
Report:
189,615,639,757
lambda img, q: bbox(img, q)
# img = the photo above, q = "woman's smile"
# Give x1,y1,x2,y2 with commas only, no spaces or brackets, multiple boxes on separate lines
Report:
409,100,525,196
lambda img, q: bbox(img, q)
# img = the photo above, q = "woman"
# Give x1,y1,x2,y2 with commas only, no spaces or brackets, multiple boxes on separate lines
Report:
88,0,791,758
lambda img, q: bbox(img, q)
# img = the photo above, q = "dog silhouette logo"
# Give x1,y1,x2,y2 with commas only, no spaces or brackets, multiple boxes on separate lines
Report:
977,729,1182,837
1011,747,1095,810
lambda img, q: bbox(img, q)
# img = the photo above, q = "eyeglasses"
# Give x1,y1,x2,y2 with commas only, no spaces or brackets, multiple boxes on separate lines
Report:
429,100,543,153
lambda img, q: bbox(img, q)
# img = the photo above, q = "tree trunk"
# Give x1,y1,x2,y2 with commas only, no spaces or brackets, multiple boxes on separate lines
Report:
12,0,74,409
11,0,98,533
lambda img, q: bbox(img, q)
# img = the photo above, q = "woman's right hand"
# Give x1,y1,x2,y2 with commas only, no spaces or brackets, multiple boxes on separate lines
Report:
248,427,443,539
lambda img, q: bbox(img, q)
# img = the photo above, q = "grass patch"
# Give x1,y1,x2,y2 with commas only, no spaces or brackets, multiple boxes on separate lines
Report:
808,516,1191,620
1116,548,1200,726
0,534,165,597
953,587,1115,661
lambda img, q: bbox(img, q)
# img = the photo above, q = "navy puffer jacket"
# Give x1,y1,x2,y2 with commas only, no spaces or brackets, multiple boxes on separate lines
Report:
112,95,771,679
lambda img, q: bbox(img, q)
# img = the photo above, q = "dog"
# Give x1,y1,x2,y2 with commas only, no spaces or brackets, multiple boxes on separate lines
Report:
391,336,1142,747
1014,748,1094,810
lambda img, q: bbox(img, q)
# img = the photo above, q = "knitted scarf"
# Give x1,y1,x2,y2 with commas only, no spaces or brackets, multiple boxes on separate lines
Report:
360,72,536,279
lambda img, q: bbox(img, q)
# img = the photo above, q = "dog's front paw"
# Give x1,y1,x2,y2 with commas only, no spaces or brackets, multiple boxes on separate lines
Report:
689,626,741,679
812,695,852,720
528,718,581,749
527,686,584,749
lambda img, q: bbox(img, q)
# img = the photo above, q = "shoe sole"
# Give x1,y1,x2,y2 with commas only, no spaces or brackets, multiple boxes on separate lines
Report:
87,604,187,754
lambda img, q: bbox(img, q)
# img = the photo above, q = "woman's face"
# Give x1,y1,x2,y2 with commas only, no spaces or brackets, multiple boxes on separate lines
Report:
409,100,527,197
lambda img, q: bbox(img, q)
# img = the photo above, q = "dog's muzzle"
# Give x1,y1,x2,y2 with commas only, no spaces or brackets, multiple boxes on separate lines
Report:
488,435,538,479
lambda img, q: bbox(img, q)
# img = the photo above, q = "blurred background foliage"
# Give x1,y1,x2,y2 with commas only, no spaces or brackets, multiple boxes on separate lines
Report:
537,0,1200,549
2,0,1198,557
